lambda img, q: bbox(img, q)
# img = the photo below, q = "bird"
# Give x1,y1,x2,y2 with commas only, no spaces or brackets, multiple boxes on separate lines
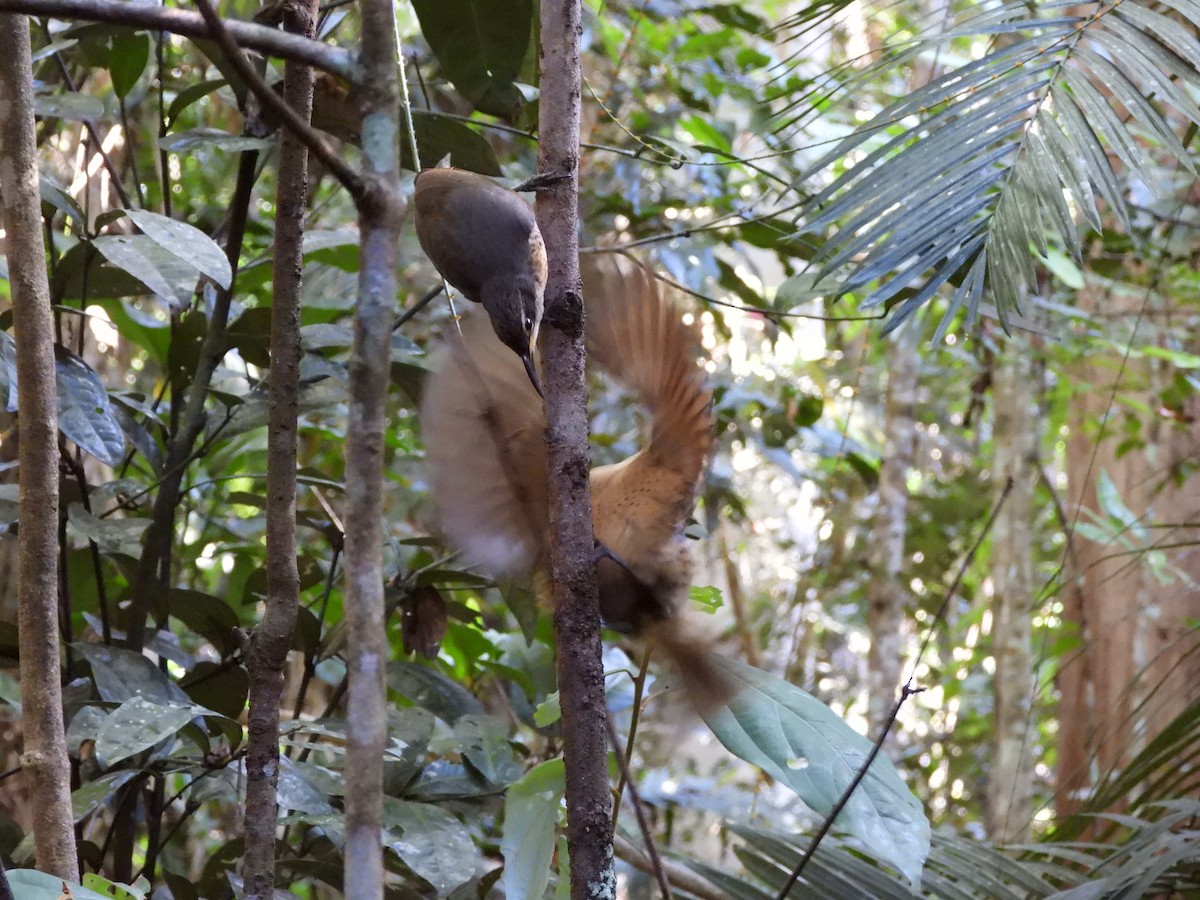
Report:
419,252,732,709
413,167,546,396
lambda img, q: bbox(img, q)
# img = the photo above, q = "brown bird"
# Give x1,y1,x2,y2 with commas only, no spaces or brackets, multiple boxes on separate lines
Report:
413,167,546,396
420,253,731,708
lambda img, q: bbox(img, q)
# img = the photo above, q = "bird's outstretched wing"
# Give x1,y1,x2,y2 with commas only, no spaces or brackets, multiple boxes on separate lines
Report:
419,310,548,577
583,253,714,555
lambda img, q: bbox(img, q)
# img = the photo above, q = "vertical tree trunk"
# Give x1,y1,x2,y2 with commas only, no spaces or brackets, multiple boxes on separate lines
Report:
866,325,918,736
341,0,402,894
0,14,80,881
987,337,1038,843
1059,282,1200,815
537,0,616,896
241,0,315,894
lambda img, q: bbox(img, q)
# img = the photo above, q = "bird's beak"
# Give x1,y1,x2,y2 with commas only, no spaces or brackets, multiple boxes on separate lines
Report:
522,352,544,398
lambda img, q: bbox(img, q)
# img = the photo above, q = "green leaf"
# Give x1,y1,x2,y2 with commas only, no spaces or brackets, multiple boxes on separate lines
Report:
67,502,149,555
388,659,485,722
166,79,227,126
82,873,145,900
54,344,126,466
125,209,232,289
384,798,477,894
410,0,533,120
91,234,189,308
95,695,202,766
533,690,560,727
690,584,724,613
72,770,139,821
403,111,503,175
75,643,192,705
5,870,116,900
501,758,564,900
455,714,522,786
1042,247,1085,289
109,31,149,99
156,128,273,153
701,655,929,886
34,91,105,120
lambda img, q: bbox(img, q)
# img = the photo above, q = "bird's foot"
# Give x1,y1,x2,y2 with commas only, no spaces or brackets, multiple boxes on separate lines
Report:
513,171,572,193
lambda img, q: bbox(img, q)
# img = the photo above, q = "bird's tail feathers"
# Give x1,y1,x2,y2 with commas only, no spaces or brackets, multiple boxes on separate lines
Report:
640,615,736,714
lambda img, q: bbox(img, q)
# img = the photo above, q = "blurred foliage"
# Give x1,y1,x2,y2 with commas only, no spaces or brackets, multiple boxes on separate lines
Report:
1,0,1199,896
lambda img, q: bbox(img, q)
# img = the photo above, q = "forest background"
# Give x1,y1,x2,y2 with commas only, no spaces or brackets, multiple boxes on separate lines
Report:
0,0,1199,896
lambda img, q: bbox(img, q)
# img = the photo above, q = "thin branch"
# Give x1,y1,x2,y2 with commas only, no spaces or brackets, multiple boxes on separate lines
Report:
339,0,404,893
605,716,672,899
0,0,355,76
0,14,79,881
775,477,1014,898
613,835,728,900
126,149,258,650
242,0,315,892
192,0,363,199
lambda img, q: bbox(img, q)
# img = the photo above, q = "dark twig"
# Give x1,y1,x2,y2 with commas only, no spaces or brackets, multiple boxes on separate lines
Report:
191,0,364,199
775,478,1015,899
393,283,444,330
605,715,672,899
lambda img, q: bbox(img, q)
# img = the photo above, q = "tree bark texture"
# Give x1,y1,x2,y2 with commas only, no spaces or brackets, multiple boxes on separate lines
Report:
866,324,918,737
0,14,80,881
340,0,402,894
987,337,1038,844
1059,281,1200,815
537,0,616,896
241,0,315,894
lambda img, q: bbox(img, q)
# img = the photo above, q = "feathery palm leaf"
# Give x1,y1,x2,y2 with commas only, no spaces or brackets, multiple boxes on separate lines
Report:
778,0,1200,334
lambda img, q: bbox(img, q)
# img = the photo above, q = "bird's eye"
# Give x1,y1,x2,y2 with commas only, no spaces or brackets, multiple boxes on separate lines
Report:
523,315,534,333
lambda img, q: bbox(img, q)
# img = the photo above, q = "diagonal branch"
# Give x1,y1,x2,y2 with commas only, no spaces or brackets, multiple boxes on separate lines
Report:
0,0,355,76
192,0,363,199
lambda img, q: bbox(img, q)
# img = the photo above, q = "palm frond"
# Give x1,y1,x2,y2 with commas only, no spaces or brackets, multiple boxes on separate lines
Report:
780,0,1200,332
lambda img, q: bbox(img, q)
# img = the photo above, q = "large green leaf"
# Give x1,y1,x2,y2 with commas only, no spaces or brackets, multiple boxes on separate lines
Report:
94,695,201,766
410,0,533,120
501,757,564,900
125,209,232,289
384,798,477,895
54,343,126,466
701,655,929,886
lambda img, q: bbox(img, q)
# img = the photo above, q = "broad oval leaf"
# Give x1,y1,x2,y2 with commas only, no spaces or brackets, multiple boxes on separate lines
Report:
74,643,192,705
92,234,187,308
55,344,126,466
384,798,477,895
34,91,105,120
94,695,202,766
126,209,232,289
410,0,532,121
109,31,150,99
501,758,564,900
5,870,117,900
701,655,930,886
156,128,273,153
67,503,148,555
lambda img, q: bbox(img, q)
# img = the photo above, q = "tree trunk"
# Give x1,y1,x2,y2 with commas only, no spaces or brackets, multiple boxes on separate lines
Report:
537,0,616,895
987,336,1038,843
0,14,80,881
1059,281,1200,815
241,0,314,893
866,324,918,736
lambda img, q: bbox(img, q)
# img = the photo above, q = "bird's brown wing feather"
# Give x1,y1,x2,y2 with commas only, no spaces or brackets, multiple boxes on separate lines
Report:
582,253,713,553
419,310,548,577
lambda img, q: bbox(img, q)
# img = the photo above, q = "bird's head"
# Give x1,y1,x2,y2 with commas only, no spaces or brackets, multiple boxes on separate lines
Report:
481,275,543,397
